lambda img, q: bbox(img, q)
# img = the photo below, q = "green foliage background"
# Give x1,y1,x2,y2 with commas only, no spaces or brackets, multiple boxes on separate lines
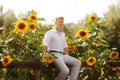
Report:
0,1,120,80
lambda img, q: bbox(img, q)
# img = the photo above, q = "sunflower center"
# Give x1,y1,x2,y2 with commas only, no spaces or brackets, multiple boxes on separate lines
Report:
18,23,26,29
80,31,86,36
111,53,117,57
91,16,95,21
30,24,35,29
89,58,94,63
31,16,36,20
4,58,8,63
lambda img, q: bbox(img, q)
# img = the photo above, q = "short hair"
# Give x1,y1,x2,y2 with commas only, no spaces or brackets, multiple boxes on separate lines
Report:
54,16,64,22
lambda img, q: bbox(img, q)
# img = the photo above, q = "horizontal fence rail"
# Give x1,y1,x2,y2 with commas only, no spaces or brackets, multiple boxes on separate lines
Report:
0,61,120,80
1,61,120,68
81,61,120,67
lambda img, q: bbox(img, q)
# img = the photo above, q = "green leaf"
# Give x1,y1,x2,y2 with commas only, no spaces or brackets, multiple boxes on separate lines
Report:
100,26,111,33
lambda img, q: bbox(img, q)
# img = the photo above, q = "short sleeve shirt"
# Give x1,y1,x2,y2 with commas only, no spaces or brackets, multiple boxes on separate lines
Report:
43,27,68,52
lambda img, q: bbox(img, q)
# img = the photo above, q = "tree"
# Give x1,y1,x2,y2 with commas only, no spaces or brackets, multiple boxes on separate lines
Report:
104,1,120,52
0,5,4,33
2,9,17,34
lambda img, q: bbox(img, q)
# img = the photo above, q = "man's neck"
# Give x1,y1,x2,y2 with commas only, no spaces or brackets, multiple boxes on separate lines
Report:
56,27,62,32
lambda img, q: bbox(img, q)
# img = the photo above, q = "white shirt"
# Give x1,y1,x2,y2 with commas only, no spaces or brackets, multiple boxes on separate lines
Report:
43,27,68,52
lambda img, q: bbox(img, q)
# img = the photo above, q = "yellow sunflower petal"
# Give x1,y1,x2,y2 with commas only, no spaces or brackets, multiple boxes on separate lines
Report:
48,58,54,64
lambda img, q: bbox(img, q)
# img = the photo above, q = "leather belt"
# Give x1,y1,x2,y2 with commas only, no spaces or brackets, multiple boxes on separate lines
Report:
50,50,63,53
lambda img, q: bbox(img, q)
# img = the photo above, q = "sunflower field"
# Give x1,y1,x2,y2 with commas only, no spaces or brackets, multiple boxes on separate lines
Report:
0,10,120,80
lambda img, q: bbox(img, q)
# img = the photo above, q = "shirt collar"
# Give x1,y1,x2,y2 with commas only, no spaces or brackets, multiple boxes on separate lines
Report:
53,27,63,33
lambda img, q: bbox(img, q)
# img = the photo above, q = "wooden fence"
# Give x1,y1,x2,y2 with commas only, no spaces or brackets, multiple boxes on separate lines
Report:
0,61,120,80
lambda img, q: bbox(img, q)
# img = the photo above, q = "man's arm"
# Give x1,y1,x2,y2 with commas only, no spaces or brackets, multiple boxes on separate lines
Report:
43,46,49,54
64,47,69,55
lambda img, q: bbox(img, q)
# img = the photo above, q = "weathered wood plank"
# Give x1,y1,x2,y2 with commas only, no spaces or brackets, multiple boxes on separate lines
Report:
106,61,120,67
81,61,120,67
0,61,41,69
0,61,120,68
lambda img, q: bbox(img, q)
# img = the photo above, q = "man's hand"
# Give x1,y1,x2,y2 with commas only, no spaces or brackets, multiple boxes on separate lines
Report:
64,47,69,55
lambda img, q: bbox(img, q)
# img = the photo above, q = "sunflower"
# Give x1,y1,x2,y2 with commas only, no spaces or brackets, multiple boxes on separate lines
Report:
69,45,77,51
28,14,38,22
109,51,119,60
48,58,55,64
41,57,54,64
41,57,48,63
29,22,36,31
1,55,12,67
86,57,96,66
116,68,120,76
77,29,88,39
88,14,97,22
15,19,28,33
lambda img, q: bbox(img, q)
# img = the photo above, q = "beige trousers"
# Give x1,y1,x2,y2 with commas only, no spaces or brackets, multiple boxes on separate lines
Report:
53,52,81,80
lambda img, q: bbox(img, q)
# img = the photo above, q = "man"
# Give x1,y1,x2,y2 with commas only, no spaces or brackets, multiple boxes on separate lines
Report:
43,16,81,80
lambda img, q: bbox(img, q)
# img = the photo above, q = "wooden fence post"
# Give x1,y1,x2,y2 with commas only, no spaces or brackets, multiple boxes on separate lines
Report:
34,69,40,80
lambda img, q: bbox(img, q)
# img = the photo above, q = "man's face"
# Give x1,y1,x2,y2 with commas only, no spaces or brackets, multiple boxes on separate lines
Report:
55,19,64,28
